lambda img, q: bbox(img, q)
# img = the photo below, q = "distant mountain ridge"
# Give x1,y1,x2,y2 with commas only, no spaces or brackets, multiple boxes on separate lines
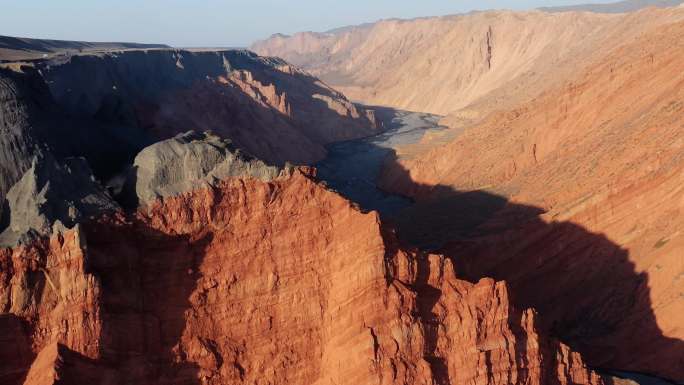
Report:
257,0,684,46
539,0,684,13
251,6,684,117
0,35,169,61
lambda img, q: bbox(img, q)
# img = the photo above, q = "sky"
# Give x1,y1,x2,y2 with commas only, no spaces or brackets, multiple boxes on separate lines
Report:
0,0,614,47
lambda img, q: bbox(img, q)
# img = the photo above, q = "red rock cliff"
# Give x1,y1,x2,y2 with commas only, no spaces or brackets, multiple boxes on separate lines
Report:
0,171,606,384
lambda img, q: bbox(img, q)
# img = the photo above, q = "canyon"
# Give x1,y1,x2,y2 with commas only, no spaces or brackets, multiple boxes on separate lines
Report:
1,1,683,385
378,16,684,382
251,5,684,126
258,4,684,383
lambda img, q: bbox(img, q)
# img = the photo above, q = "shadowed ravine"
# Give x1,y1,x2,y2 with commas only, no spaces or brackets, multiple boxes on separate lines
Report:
315,106,448,216
314,107,683,385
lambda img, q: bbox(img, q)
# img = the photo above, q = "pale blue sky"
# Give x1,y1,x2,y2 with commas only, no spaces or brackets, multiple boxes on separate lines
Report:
0,0,611,47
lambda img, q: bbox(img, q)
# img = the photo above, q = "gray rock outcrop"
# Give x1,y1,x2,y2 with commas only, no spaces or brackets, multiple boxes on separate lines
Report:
0,154,119,246
126,131,284,205
0,68,55,216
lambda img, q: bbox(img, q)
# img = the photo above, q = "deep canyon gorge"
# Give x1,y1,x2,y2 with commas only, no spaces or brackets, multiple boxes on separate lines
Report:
1,1,684,384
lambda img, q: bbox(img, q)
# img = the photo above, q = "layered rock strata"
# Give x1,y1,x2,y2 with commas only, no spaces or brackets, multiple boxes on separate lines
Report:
34,49,378,166
252,6,684,123
0,170,607,385
379,18,684,383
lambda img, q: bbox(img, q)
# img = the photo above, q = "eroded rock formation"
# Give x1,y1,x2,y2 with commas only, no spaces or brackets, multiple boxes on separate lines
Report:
123,131,283,205
0,170,607,385
34,49,377,166
0,153,118,246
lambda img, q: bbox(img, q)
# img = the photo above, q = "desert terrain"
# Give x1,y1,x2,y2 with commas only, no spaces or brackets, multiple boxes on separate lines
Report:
0,0,683,384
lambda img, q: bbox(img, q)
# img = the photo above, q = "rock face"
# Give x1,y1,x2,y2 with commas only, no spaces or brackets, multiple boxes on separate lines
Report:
0,154,118,246
251,6,684,120
0,66,129,245
379,18,684,382
35,49,378,166
0,226,100,383
0,68,56,215
22,343,105,385
125,131,283,205
0,171,607,385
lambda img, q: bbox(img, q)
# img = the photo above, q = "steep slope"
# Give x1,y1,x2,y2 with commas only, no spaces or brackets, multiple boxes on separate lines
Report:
380,18,684,382
0,166,608,385
0,68,57,215
251,7,684,121
32,49,377,167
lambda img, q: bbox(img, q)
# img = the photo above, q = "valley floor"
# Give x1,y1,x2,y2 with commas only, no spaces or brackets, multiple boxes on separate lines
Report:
315,107,448,215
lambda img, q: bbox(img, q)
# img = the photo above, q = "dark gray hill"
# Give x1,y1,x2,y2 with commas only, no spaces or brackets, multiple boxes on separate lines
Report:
0,35,168,61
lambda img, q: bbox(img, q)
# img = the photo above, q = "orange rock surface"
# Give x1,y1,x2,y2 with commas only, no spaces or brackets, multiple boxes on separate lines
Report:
252,7,684,120
22,343,104,385
379,18,684,382
0,171,606,384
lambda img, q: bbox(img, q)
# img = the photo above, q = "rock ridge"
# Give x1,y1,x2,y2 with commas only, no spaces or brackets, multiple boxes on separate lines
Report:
0,170,609,384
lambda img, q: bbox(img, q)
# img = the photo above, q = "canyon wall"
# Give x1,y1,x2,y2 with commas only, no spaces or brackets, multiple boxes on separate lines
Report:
0,48,377,217
379,18,684,383
0,168,608,385
34,49,377,168
254,16,684,382
252,6,684,124
0,6,682,384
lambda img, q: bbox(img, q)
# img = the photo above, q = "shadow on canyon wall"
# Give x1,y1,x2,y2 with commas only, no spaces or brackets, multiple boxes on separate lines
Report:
0,315,33,384
315,104,683,382
84,219,213,385
375,146,684,384
0,56,378,208
36,51,376,168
